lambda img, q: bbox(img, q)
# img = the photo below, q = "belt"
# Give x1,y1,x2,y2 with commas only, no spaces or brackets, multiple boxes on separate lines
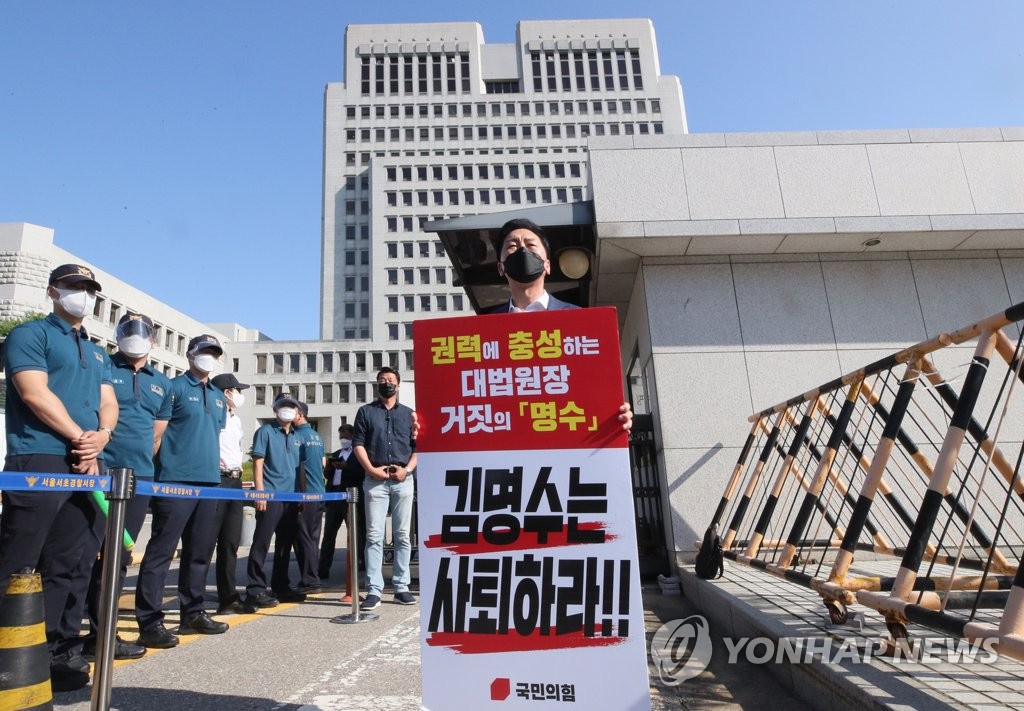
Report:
221,469,242,479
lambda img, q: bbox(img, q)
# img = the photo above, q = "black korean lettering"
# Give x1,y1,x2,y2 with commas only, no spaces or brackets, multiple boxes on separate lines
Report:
566,466,607,514
522,515,563,544
556,558,583,635
526,466,562,513
483,467,521,512
440,514,479,544
428,556,470,633
512,554,542,636
445,469,472,511
468,558,500,633
482,513,520,545
618,558,631,637
567,517,605,544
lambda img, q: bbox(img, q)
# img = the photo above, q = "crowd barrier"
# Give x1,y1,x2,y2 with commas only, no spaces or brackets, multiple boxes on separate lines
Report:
0,470,351,711
707,301,1024,656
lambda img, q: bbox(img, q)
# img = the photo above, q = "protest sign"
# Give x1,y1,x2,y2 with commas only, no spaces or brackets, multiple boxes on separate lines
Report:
415,307,650,710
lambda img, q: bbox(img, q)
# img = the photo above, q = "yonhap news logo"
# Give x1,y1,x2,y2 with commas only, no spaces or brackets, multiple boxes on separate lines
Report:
650,615,1000,685
649,615,714,685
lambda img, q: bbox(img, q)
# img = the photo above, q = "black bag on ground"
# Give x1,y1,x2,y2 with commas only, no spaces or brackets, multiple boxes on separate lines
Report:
694,524,724,580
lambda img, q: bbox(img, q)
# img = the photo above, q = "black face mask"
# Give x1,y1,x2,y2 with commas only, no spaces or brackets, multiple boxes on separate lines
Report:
378,382,397,398
502,247,546,284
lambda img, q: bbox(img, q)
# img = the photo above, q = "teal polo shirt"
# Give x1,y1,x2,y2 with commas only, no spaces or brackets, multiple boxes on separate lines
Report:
104,353,172,478
155,371,226,484
4,313,113,456
251,421,299,492
295,423,326,494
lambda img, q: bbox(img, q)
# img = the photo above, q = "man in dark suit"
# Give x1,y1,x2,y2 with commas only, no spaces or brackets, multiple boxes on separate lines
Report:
490,218,633,431
319,423,366,601
490,218,579,313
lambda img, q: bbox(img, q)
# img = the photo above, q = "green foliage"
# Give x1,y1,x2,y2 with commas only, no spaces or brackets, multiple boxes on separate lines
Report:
0,311,46,338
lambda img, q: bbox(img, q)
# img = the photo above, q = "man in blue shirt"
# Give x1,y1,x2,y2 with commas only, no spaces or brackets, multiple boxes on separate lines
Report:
0,263,118,691
285,402,326,594
355,367,417,610
134,334,229,649
82,314,171,661
245,392,304,608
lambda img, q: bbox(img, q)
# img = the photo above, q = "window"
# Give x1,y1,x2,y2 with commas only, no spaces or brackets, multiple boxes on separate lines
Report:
321,384,333,404
305,383,316,404
419,268,430,284
323,353,333,373
420,295,431,312
404,295,415,312
255,386,266,405
388,323,399,340
273,354,284,374
404,269,414,285
388,296,399,312
305,353,317,372
453,294,464,310
435,242,446,257
419,241,430,258
256,354,267,374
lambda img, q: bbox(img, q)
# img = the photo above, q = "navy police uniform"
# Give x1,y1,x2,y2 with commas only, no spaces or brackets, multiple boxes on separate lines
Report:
135,371,226,635
0,311,113,662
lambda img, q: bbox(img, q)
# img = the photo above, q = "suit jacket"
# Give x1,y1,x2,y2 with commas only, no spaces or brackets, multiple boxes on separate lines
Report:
489,293,580,314
325,449,364,491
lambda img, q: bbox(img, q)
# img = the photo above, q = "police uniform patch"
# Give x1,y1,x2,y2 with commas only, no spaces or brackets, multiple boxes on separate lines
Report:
150,384,164,396
93,352,104,363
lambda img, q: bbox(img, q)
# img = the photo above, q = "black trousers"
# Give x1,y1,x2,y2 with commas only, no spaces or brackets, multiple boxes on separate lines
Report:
84,491,151,637
0,453,100,655
246,501,291,598
135,485,219,630
276,503,322,588
212,475,244,605
319,491,366,578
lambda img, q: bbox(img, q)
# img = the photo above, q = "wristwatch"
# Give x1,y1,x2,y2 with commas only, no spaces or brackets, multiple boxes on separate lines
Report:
100,427,115,440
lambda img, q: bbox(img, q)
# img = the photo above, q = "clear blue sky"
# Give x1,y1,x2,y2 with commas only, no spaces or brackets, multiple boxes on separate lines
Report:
2,1,1021,340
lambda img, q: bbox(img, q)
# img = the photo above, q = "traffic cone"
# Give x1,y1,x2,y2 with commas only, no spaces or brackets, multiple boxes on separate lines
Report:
0,572,53,710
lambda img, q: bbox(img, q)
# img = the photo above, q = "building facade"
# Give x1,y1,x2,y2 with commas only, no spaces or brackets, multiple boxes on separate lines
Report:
320,19,686,341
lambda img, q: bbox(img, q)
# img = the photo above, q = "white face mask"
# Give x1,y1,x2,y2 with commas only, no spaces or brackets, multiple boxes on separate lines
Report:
277,407,297,423
54,287,96,319
117,335,152,359
339,438,352,450
192,353,221,375
229,391,245,409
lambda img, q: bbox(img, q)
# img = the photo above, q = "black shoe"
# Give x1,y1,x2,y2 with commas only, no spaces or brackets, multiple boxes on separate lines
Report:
248,592,279,608
360,594,381,611
83,636,148,661
178,611,229,635
50,650,90,692
295,583,322,594
138,622,179,649
274,588,307,603
394,591,416,605
217,599,255,615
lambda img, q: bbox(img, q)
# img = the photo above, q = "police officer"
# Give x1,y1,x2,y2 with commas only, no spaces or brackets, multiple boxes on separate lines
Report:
0,263,118,691
288,402,325,594
81,313,171,661
210,372,250,615
135,334,229,649
245,392,304,608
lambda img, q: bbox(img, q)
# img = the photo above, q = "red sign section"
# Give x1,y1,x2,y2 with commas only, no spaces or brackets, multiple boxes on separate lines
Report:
413,307,627,453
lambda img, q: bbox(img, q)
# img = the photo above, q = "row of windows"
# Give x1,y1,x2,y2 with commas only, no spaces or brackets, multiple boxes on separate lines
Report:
385,161,583,183
255,349,408,376
252,374,413,407
385,267,456,286
345,98,661,120
386,293,464,315
347,120,663,145
361,53,471,97
530,49,643,93
384,240,447,258
386,184,585,209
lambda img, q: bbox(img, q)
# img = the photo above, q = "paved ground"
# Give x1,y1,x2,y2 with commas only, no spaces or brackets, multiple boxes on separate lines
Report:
44,533,800,710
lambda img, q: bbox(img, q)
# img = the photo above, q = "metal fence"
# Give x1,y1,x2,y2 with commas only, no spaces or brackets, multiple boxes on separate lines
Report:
708,301,1024,657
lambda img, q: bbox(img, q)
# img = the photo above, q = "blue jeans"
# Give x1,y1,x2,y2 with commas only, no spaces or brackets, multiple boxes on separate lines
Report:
363,475,414,596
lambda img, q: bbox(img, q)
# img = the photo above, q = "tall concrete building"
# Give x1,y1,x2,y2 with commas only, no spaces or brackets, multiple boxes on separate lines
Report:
320,19,687,341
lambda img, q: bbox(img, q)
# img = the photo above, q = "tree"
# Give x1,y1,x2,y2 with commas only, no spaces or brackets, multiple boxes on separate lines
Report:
0,312,46,339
